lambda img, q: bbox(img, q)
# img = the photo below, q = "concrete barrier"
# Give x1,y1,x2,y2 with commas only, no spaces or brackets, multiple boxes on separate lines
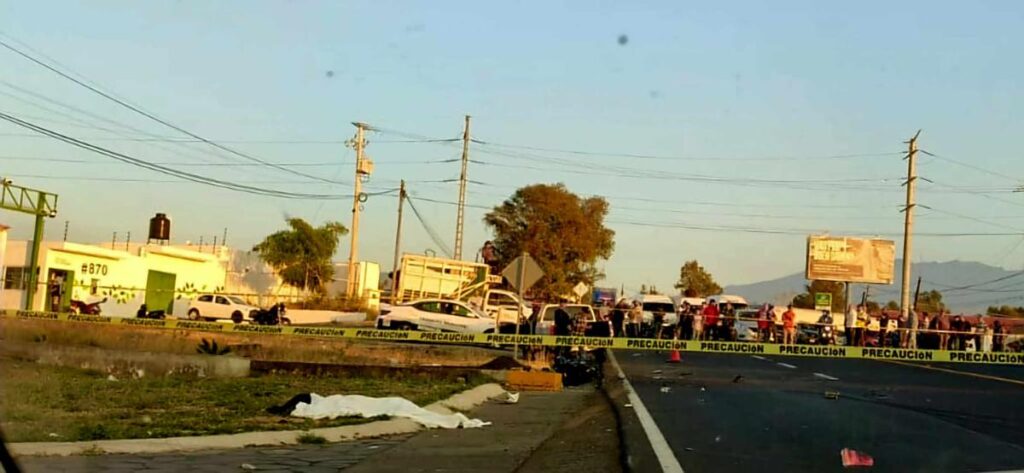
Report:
286,310,367,325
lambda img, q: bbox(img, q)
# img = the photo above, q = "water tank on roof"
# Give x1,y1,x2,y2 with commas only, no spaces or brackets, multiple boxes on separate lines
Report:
148,213,171,243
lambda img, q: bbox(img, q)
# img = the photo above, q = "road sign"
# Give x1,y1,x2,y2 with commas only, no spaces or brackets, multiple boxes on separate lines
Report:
501,254,544,292
814,293,833,311
572,282,588,298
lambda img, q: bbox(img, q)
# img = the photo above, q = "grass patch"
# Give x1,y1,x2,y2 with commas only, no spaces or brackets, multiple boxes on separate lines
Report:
296,431,328,444
0,357,485,443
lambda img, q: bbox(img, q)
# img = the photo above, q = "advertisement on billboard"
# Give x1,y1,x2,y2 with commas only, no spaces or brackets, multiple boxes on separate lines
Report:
806,236,896,284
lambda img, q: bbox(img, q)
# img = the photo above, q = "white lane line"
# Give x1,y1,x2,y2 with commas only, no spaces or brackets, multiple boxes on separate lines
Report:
609,351,685,473
751,355,767,361
777,362,797,369
813,372,839,381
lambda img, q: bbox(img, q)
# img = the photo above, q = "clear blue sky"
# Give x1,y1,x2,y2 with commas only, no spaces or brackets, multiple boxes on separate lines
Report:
2,1,1023,293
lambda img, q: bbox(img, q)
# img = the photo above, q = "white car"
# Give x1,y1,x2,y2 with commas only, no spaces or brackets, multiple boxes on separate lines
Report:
467,289,531,326
187,294,259,323
534,304,605,335
631,294,679,326
376,299,496,333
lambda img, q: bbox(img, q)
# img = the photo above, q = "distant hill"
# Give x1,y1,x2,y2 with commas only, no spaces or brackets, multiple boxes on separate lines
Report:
724,260,1020,314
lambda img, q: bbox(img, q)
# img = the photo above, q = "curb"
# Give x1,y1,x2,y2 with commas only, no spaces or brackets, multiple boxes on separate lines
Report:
9,383,506,457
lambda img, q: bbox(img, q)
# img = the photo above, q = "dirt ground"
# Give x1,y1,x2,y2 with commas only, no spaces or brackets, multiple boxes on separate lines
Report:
516,388,624,473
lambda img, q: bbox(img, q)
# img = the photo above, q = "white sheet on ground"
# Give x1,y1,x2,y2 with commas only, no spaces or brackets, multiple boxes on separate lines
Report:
290,393,491,429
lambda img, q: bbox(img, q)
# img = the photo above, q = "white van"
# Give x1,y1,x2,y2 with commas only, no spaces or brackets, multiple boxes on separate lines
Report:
631,294,679,326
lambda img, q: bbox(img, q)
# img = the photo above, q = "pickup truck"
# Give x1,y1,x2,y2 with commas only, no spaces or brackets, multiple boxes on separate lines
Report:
533,304,612,337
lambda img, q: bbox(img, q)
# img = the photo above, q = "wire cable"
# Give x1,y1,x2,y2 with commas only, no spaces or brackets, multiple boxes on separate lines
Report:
404,195,454,257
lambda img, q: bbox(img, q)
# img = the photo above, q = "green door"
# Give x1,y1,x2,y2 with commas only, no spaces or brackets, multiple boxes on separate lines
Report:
145,270,177,315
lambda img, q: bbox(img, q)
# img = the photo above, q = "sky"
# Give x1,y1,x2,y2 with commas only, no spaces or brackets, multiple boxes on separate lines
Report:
1,1,1023,294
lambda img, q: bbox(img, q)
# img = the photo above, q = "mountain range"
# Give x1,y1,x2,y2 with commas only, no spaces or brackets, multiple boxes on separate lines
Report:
723,260,1022,314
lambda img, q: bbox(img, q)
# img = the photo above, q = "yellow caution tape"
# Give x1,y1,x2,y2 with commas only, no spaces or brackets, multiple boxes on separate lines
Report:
3,310,1023,366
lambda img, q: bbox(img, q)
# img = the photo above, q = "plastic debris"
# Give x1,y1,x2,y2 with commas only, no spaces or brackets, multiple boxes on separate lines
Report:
700,386,707,392
732,375,744,383
47,433,58,438
240,463,256,471
714,435,721,443
841,448,874,467
503,392,521,404
825,391,840,400
652,369,663,374
660,386,671,393
624,403,633,408
106,374,118,382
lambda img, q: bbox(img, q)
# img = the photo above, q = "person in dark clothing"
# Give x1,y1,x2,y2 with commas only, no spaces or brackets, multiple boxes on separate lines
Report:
554,302,572,336
611,302,626,337
994,320,1005,352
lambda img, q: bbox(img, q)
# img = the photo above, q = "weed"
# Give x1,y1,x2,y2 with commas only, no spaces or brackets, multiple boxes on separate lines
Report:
80,445,106,456
75,423,110,441
296,432,328,444
196,338,231,356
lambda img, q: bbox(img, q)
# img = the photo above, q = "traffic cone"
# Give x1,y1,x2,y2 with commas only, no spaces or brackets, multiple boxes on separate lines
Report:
667,349,681,363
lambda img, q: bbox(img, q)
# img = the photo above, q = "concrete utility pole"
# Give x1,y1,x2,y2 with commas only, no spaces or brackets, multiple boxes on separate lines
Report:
454,115,471,260
346,122,373,298
391,180,406,298
899,130,921,322
0,179,58,310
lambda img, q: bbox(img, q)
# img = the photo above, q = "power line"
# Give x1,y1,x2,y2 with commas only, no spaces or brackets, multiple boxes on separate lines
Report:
0,37,344,184
919,205,1024,233
471,138,902,162
0,155,457,167
404,195,454,257
919,149,1021,183
0,111,350,199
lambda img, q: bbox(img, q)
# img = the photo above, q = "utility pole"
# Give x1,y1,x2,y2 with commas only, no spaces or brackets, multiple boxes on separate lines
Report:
899,131,920,323
346,122,374,298
454,115,471,260
913,276,923,310
63,221,68,242
112,232,117,250
222,228,228,248
391,180,406,299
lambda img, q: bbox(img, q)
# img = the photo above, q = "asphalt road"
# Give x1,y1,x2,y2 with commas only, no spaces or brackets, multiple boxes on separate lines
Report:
616,349,1024,473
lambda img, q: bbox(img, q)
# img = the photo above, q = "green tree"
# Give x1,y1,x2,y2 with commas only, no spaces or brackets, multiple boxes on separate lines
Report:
885,300,900,310
988,305,1024,317
914,290,945,313
253,218,348,293
865,300,881,313
484,184,615,300
792,280,846,311
674,260,722,297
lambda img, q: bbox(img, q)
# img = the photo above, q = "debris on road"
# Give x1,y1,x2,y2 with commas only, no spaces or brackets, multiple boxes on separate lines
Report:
502,392,521,404
841,448,875,467
652,369,663,374
825,391,840,400
240,463,256,470
732,375,744,383
624,403,633,408
660,386,672,393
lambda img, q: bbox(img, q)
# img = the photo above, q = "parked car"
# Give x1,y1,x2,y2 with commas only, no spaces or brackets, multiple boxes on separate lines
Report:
466,289,531,326
187,294,259,323
376,299,496,333
534,304,611,337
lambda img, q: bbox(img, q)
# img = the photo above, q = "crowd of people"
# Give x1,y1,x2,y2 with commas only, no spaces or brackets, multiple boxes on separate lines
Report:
586,299,1015,352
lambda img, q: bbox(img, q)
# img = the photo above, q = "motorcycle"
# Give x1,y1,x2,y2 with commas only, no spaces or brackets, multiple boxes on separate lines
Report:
252,303,290,326
70,297,107,315
816,311,836,345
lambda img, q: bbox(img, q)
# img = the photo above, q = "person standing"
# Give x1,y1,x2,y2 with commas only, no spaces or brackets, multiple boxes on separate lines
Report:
652,308,666,340
757,303,771,343
937,310,951,350
611,301,626,337
703,300,720,341
628,301,643,338
678,303,693,341
981,317,994,353
844,304,855,347
856,305,869,347
692,305,704,340
554,302,572,337
994,320,1005,352
782,305,797,345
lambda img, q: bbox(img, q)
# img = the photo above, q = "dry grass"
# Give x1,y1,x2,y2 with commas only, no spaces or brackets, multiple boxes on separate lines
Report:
0,355,484,442
0,318,505,367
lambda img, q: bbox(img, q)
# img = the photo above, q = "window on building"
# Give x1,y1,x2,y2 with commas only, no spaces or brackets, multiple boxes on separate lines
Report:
90,279,99,295
3,267,25,290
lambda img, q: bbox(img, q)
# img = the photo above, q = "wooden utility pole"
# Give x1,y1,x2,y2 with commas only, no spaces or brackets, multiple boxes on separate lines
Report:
912,276,923,310
899,131,921,322
391,180,406,298
346,122,373,298
454,115,471,260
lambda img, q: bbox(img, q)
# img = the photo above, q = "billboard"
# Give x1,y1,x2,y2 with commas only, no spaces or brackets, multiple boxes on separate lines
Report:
806,236,896,285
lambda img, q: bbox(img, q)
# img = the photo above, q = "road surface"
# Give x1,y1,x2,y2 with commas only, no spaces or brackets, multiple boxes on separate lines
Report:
616,349,1024,472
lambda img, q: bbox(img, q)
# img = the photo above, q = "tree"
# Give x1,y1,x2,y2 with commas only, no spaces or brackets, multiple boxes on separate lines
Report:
674,260,722,297
792,280,846,312
988,305,1024,317
865,301,881,313
639,284,661,295
914,290,945,313
885,300,899,310
253,218,348,293
484,184,615,300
